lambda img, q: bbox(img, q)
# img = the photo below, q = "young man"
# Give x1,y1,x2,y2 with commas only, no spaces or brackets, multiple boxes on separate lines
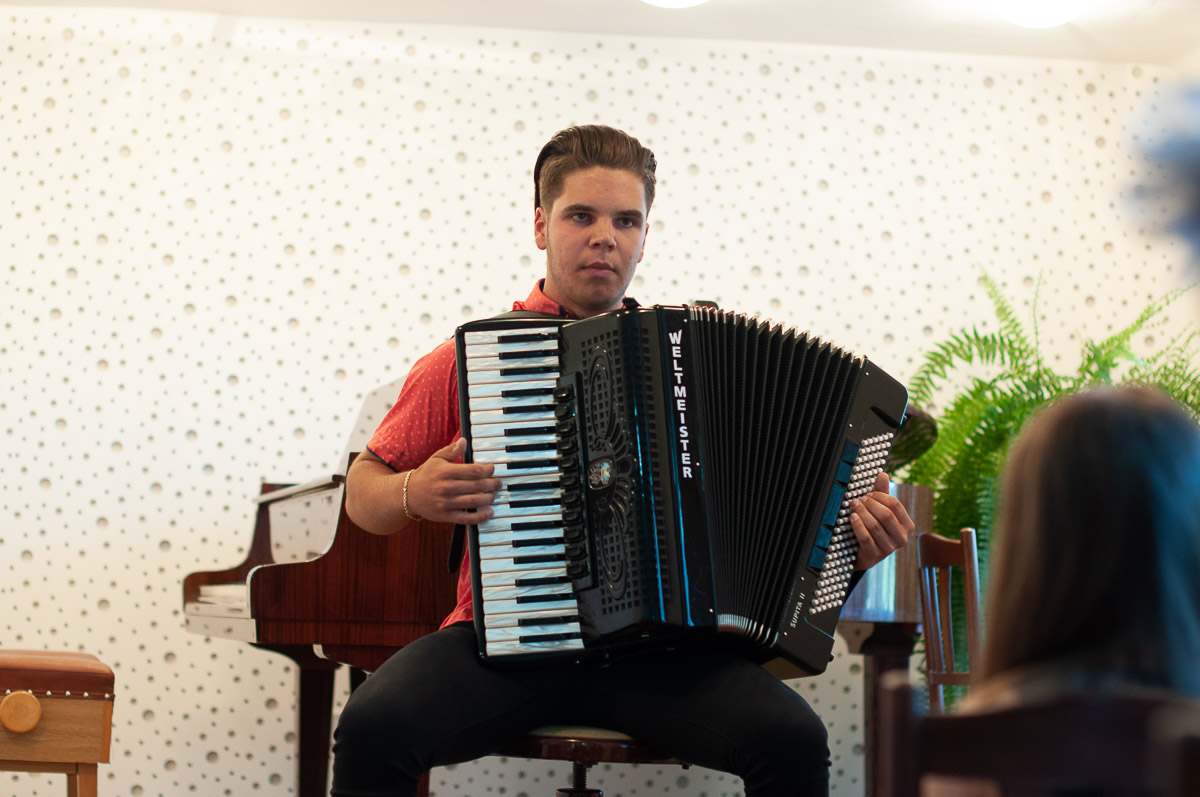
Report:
330,125,914,797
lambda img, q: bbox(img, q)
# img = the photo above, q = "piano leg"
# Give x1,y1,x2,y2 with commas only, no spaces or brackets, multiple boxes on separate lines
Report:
258,644,341,797
837,621,919,797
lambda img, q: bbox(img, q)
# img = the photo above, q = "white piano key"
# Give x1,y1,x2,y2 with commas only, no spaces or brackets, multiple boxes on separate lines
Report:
467,368,561,387
469,393,555,411
497,472,561,487
484,621,582,643
485,637,585,655
482,580,573,601
471,433,557,452
467,378,558,398
491,503,563,520
483,596,579,616
478,563,569,585
471,426,555,442
479,543,566,563
494,486,562,503
491,461,561,478
463,329,561,347
470,407,556,425
466,354,560,372
472,448,559,464
482,606,578,627
478,529,564,547
477,514,564,533
464,338,560,358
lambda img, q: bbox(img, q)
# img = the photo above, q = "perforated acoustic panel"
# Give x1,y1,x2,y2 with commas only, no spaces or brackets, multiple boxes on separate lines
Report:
2,6,1194,796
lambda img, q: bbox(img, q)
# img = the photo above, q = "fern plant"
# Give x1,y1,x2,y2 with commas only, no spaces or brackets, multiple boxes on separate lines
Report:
896,273,1200,694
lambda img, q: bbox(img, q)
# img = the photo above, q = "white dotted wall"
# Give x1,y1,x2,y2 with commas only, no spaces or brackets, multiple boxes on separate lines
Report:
2,5,1194,797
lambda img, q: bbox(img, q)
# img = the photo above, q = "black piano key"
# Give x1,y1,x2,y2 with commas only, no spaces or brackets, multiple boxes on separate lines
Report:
511,536,565,547
502,406,555,415
497,332,558,343
505,442,557,453
508,480,559,492
517,632,584,643
501,387,555,398
510,497,562,509
514,575,571,587
517,614,581,627
515,591,574,604
508,458,559,470
512,553,567,565
512,519,563,531
504,425,556,436
498,349,558,360
500,366,558,377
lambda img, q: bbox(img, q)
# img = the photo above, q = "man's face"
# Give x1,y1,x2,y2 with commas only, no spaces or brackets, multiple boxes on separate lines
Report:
535,166,649,318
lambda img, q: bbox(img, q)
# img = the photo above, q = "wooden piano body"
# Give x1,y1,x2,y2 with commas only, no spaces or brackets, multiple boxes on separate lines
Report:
182,379,459,797
183,377,929,797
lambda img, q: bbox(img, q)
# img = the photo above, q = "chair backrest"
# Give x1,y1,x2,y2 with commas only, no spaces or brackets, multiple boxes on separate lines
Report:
877,673,1200,797
916,528,982,712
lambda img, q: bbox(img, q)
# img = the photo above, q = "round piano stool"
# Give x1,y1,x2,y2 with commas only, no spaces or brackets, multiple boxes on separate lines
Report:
0,649,116,797
496,725,687,797
1,691,42,733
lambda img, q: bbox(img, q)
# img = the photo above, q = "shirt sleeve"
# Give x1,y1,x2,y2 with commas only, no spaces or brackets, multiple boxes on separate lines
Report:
365,338,461,471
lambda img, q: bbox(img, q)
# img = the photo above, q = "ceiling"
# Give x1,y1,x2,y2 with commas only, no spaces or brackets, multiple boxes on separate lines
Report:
12,0,1200,68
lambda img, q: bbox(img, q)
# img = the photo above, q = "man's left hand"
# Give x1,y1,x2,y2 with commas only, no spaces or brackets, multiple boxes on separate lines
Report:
849,472,915,571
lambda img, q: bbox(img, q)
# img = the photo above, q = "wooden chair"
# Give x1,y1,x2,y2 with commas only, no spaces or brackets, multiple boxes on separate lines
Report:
877,673,1200,797
0,650,115,797
916,528,982,712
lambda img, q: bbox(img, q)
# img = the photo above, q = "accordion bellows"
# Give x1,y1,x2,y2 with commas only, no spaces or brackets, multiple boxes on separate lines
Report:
456,305,908,674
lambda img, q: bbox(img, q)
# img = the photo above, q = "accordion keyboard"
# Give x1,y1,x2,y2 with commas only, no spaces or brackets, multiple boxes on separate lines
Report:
460,324,586,657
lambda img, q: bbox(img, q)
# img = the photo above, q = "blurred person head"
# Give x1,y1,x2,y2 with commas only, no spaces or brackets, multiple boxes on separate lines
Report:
980,386,1200,699
1139,85,1200,273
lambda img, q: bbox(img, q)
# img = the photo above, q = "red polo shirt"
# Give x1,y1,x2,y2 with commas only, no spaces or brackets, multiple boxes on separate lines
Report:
366,281,576,628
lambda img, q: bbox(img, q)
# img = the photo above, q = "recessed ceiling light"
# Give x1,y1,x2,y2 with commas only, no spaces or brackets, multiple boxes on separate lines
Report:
984,0,1093,28
640,0,713,8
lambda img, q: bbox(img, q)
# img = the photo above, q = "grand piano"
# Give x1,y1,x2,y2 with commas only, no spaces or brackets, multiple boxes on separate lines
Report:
183,378,931,797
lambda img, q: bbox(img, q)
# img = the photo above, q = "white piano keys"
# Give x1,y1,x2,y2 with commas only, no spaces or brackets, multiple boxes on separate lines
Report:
462,321,585,658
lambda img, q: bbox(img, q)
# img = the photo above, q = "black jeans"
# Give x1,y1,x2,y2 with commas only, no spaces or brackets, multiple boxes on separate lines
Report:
330,624,830,797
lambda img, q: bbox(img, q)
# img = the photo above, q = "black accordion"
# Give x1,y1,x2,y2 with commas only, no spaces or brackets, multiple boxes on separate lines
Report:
454,305,908,674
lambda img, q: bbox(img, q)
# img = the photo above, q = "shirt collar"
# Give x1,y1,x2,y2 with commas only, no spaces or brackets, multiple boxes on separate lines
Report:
514,279,640,319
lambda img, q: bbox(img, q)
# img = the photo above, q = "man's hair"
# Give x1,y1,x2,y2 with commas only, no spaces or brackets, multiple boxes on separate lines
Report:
534,125,657,213
980,385,1200,698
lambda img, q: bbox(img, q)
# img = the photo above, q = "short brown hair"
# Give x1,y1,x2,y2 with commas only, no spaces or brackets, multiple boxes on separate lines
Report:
534,125,657,213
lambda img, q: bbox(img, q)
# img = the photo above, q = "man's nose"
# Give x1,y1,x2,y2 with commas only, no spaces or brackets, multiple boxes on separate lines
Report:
590,220,616,247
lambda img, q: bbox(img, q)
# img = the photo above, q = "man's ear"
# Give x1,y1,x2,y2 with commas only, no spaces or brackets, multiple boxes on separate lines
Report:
637,220,649,262
534,206,549,251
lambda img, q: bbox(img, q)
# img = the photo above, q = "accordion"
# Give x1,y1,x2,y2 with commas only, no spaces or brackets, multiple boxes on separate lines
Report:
454,305,908,674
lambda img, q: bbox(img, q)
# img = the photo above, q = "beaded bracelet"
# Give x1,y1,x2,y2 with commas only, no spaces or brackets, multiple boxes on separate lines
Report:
403,470,423,522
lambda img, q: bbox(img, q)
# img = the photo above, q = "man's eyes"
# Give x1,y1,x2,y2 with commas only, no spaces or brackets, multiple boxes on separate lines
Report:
568,213,639,228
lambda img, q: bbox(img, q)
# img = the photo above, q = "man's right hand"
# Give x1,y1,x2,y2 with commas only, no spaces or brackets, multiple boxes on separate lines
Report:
404,438,502,525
